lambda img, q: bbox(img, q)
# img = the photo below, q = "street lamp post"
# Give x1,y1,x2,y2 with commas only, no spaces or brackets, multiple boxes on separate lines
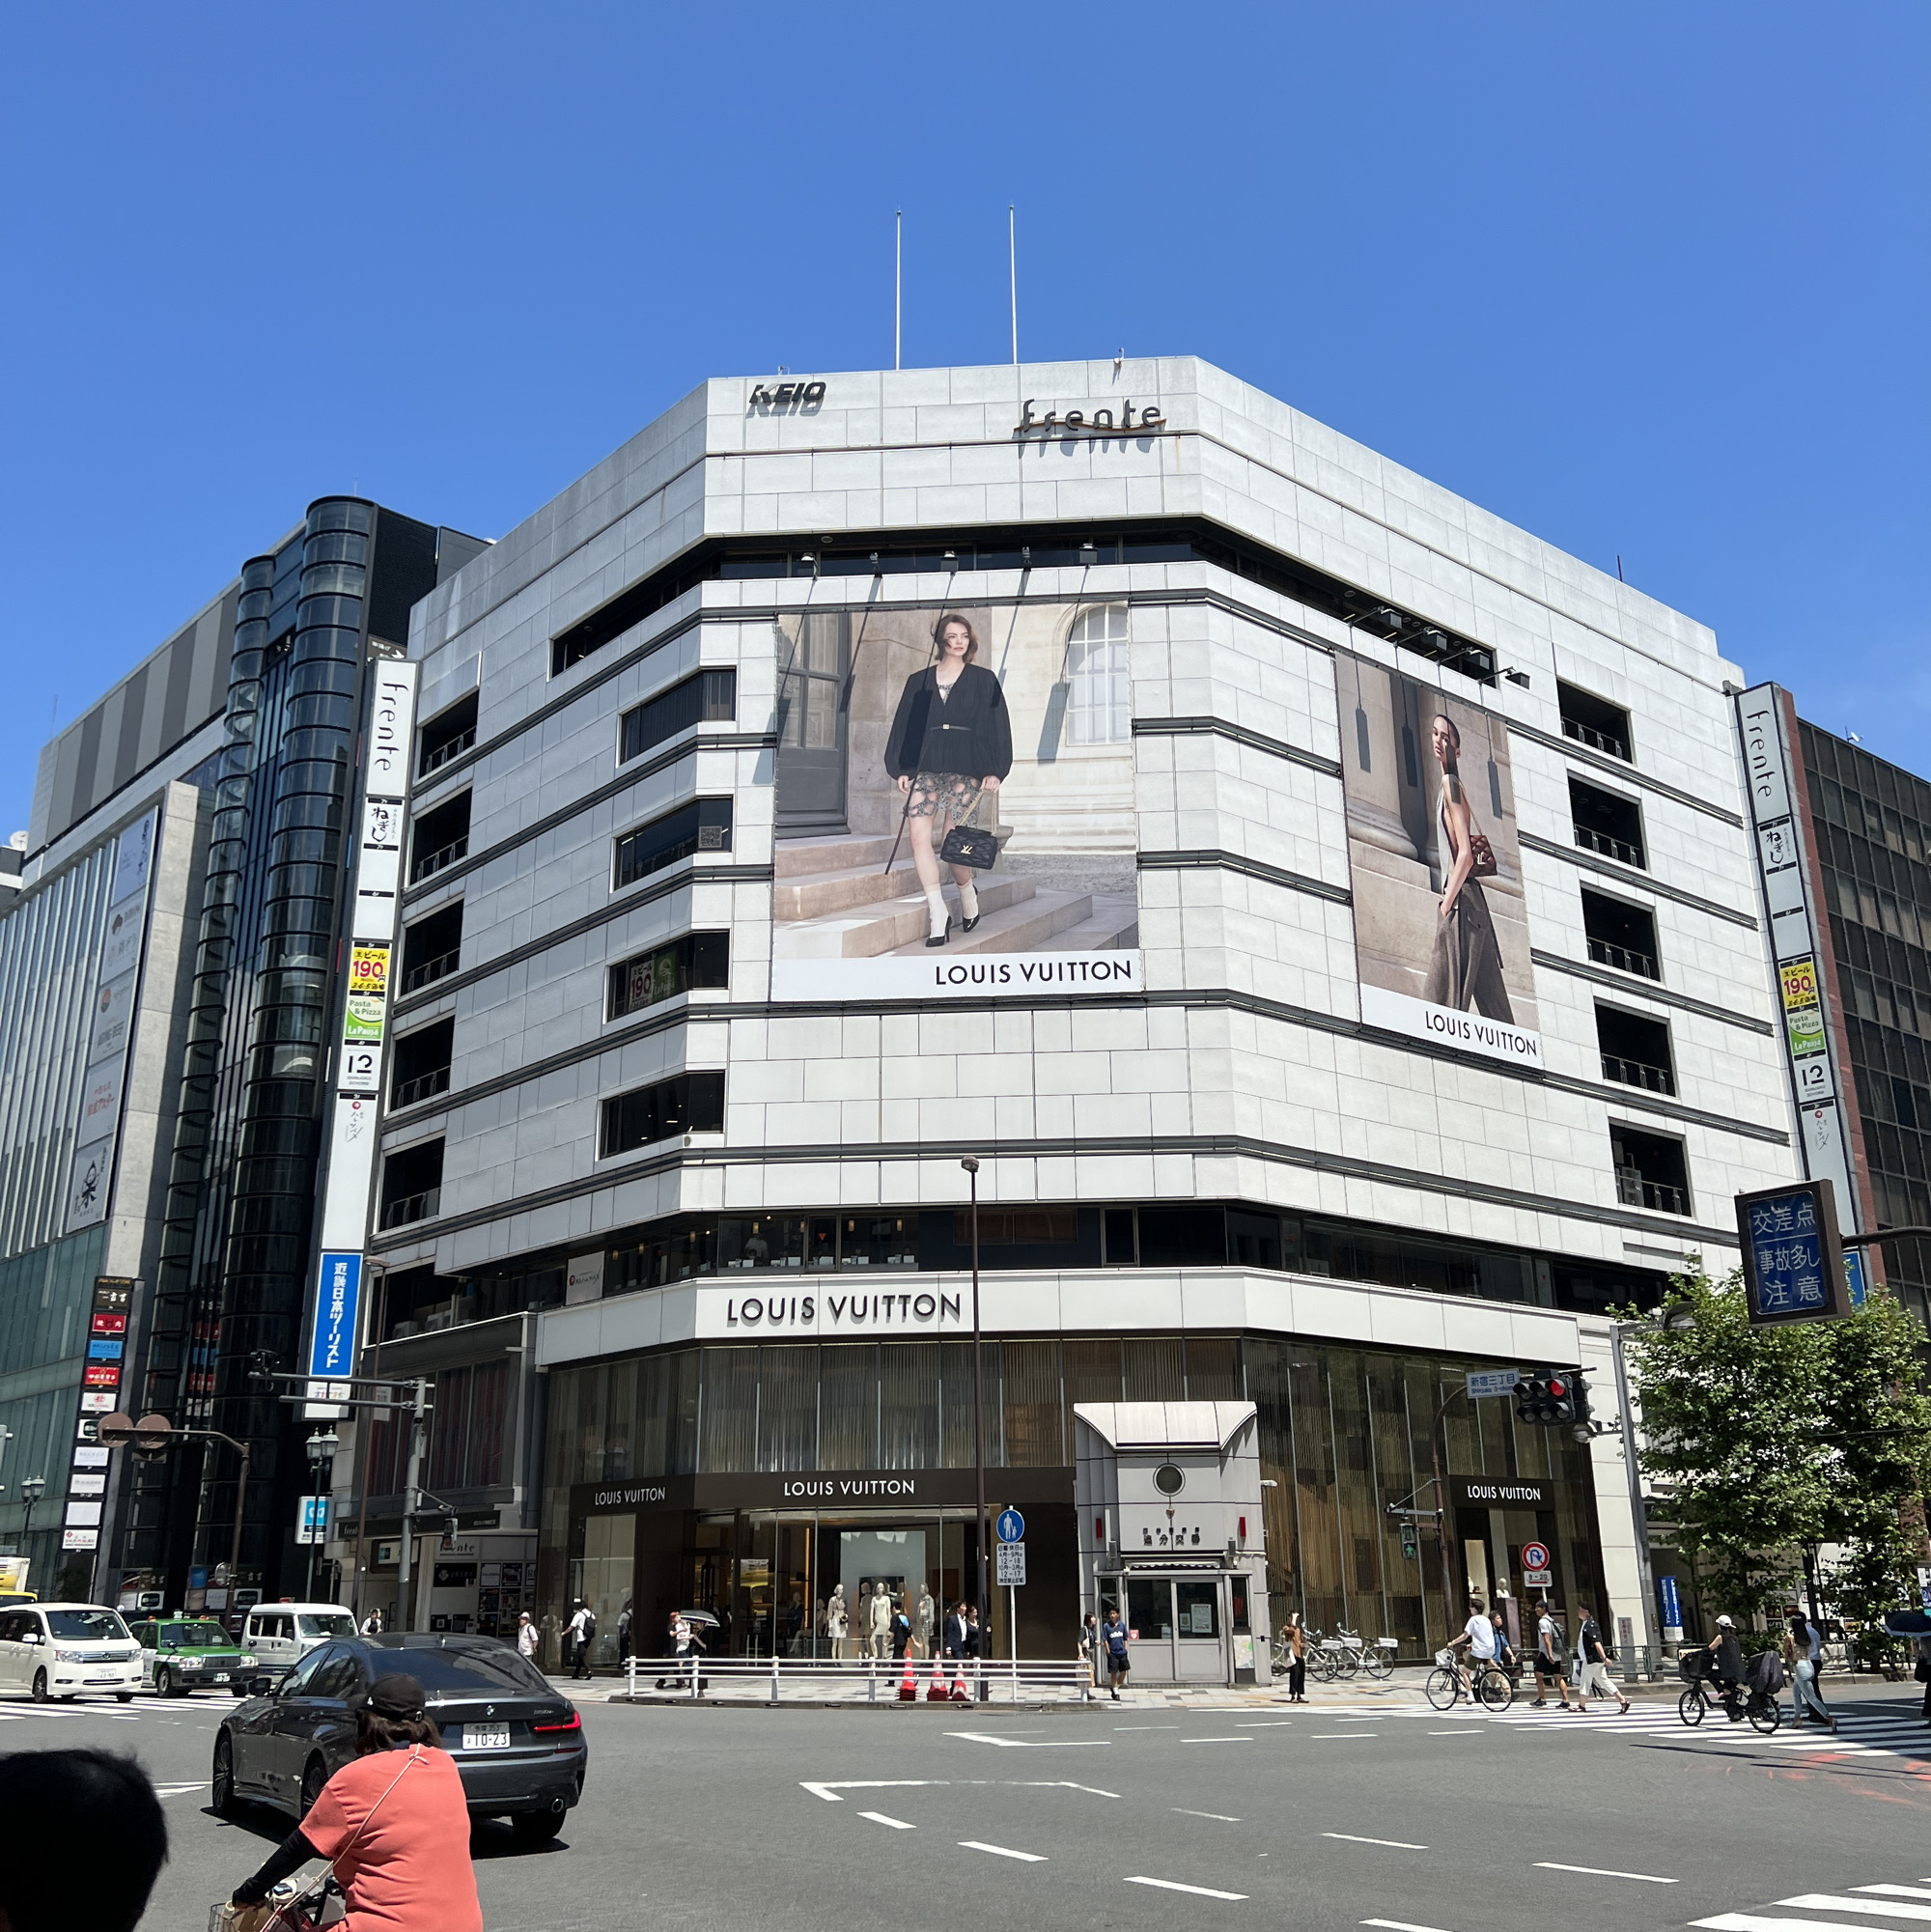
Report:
962,1158,989,1673
19,1476,45,1548
305,1428,340,1601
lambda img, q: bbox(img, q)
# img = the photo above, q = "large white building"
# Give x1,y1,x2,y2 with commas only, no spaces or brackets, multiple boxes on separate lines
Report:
353,356,1797,1678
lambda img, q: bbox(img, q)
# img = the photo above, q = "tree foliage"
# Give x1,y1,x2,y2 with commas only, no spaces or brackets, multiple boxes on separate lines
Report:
1619,1265,1931,1626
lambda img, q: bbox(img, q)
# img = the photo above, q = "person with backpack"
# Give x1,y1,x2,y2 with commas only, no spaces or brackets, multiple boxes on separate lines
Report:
1531,1603,1576,1710
568,1600,597,1680
1575,1604,1631,1714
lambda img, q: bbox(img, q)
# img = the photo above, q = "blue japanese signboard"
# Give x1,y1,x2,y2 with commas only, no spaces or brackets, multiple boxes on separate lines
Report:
308,1250,364,1377
1734,1178,1848,1327
1658,1574,1683,1638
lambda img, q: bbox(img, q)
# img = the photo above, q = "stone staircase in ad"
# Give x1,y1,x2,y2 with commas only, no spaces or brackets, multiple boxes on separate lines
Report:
773,834,1138,959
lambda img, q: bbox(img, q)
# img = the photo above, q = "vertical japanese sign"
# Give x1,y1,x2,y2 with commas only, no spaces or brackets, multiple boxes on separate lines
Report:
1736,1177,1850,1325
304,660,418,1411
65,809,158,1231
1735,686,1860,1234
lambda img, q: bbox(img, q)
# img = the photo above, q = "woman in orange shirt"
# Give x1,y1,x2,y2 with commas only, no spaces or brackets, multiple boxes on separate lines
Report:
227,1673,482,1931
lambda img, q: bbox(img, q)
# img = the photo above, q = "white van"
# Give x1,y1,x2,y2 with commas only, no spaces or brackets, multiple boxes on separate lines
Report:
0,1603,142,1702
240,1602,358,1679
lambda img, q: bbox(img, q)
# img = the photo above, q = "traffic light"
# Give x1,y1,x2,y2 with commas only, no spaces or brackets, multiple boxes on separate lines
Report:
1400,1525,1419,1561
1513,1368,1584,1426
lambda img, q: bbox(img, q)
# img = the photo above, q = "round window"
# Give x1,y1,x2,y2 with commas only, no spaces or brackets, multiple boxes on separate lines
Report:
1153,1463,1186,1497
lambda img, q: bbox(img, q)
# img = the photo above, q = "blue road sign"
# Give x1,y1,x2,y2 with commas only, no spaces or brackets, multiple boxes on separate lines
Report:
996,1507,1024,1544
1844,1248,1868,1309
1738,1183,1841,1323
1659,1575,1683,1635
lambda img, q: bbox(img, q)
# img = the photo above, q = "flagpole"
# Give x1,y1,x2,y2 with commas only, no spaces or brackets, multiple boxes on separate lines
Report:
1008,205,1018,365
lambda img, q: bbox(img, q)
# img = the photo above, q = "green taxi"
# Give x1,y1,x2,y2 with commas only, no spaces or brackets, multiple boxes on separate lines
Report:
128,1616,257,1697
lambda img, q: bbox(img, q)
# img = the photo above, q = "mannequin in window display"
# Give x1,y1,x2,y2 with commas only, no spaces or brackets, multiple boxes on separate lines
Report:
868,1582,893,1659
826,1586,849,1661
914,1586,936,1660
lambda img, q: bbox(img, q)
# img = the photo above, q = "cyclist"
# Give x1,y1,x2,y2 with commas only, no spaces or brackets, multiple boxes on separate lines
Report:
1450,1597,1498,1699
1706,1614,1745,1716
226,1673,483,1932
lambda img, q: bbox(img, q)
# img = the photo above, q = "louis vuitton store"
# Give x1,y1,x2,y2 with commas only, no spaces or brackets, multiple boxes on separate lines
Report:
535,1301,1612,1675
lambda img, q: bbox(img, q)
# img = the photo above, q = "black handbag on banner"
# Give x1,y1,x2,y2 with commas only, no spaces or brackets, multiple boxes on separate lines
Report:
938,789,999,871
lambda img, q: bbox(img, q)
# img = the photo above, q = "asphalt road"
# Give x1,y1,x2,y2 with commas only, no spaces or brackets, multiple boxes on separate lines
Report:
7,1676,1927,1932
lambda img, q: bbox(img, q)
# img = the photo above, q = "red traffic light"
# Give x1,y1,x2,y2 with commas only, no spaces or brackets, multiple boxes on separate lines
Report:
1548,1377,1567,1398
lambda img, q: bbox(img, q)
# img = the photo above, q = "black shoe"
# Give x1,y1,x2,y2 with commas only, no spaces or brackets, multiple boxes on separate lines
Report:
961,908,982,933
925,918,953,948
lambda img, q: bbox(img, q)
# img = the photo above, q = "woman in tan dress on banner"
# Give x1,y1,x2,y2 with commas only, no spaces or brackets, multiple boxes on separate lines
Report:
1422,713,1515,1022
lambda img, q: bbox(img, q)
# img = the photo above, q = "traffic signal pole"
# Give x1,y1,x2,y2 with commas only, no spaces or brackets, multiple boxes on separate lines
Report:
1429,1388,1462,1645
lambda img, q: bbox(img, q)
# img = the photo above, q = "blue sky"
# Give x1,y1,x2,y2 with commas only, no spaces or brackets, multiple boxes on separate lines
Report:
3,3,1925,836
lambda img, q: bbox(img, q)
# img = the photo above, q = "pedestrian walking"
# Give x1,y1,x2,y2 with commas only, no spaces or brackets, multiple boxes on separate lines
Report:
568,1600,596,1680
360,1607,384,1637
1531,1603,1575,1709
1783,1610,1834,1730
516,1610,538,1665
1575,1604,1630,1714
1079,1610,1100,1688
618,1600,633,1667
942,1600,972,1702
1103,1605,1131,1699
1283,1612,1307,1702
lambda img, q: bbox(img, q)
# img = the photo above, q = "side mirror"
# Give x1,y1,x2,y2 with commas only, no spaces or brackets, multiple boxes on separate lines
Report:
21,1633,42,1646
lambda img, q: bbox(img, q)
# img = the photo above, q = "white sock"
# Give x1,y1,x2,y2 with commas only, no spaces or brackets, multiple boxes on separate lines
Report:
925,887,949,937
958,880,980,921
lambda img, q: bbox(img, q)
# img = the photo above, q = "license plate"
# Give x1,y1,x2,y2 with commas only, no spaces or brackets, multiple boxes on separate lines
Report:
462,1724,511,1750
213,1673,230,1683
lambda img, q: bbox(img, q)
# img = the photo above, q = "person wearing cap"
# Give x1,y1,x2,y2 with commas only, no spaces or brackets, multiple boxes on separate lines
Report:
1706,1614,1744,1700
226,1673,483,1931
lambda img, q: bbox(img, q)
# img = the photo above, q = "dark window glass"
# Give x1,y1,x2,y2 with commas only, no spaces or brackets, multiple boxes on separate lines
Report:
599,1072,726,1157
620,670,737,763
392,1018,455,1108
1556,682,1633,762
1580,889,1660,979
1609,1126,1691,1215
1569,779,1644,868
1102,1207,1137,1265
1227,1209,1283,1270
402,903,463,993
419,691,478,776
1595,1005,1674,1095
411,793,471,882
368,1643,551,1695
613,799,733,889
607,933,730,1018
950,1209,1077,1246
381,1140,445,1227
1136,1208,1226,1268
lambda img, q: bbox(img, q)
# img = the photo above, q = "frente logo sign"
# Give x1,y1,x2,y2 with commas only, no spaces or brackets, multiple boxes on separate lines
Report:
1014,398,1165,437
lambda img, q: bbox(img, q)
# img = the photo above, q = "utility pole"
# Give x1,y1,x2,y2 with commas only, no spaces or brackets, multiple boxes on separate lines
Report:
962,1158,989,1666
397,1377,430,1633
1430,1386,1462,1640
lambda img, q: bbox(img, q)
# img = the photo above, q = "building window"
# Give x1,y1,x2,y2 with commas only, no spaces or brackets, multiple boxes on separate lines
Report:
1580,888,1659,979
1569,777,1644,868
598,1071,726,1159
1064,603,1130,744
391,1017,455,1109
1610,1126,1690,1216
613,799,732,890
411,793,471,882
607,933,730,1019
381,1139,444,1228
951,1208,1078,1246
418,691,477,777
401,902,462,993
620,670,736,765
1557,681,1633,762
1595,1004,1675,1095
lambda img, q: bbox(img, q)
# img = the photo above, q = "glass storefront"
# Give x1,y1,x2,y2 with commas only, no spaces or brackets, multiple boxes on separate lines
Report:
538,1333,1604,1669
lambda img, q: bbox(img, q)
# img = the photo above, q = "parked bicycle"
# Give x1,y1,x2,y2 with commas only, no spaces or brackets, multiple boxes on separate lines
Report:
1424,1646,1514,1710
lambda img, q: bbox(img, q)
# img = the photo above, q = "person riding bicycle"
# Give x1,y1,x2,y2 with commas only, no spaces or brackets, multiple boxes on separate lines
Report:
226,1673,483,1932
1706,1614,1744,1697
1450,1598,1498,1697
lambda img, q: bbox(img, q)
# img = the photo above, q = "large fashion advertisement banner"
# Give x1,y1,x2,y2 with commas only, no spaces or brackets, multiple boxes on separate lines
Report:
769,601,1141,1000
1338,658,1542,1068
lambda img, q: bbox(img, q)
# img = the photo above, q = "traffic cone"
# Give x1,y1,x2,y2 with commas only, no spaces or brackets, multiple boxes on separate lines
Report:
950,1663,971,1702
926,1657,948,1701
897,1651,918,1701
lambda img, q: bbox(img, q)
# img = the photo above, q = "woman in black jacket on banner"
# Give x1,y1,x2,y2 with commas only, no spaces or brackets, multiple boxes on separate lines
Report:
883,613,1014,946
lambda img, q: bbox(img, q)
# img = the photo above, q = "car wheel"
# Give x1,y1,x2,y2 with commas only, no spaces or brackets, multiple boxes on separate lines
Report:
30,1669,48,1704
512,1811,562,1846
299,1756,327,1820
212,1735,238,1819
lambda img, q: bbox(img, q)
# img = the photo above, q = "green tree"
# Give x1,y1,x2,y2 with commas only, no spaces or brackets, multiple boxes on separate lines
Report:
1619,1264,1931,1629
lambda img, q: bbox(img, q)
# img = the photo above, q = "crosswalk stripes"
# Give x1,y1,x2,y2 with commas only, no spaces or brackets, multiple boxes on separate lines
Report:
1385,1697,1931,1765
1690,1878,1931,1931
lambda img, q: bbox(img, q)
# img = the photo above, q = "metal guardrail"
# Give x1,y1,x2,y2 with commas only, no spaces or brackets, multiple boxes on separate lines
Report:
1586,937,1660,979
623,1654,1097,1705
1573,824,1644,867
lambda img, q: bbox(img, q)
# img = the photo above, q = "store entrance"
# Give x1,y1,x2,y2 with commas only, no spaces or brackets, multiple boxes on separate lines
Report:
1105,1570,1247,1684
1455,1503,1565,1653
